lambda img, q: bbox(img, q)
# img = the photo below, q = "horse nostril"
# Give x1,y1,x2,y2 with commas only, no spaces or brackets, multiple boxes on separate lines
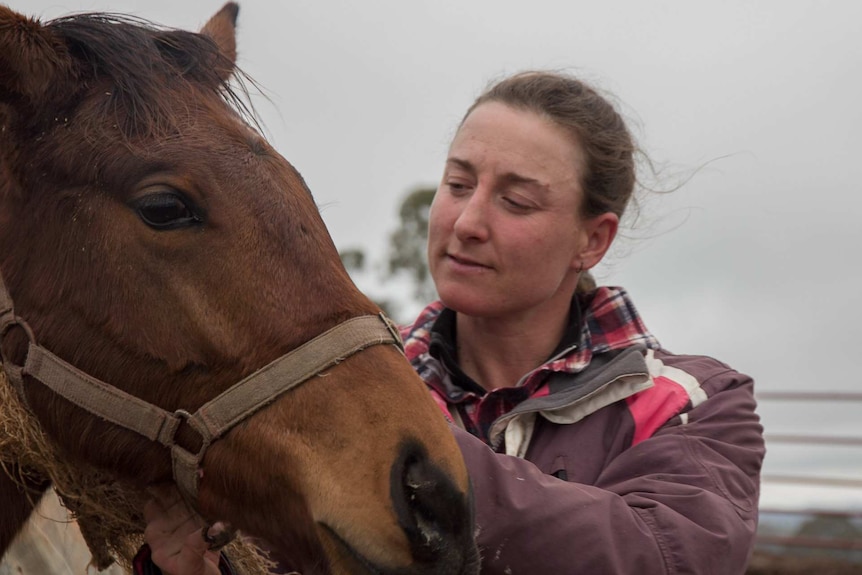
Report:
403,458,445,551
390,440,475,568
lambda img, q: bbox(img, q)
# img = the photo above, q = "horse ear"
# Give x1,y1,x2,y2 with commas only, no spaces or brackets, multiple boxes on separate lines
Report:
0,6,75,106
200,2,239,82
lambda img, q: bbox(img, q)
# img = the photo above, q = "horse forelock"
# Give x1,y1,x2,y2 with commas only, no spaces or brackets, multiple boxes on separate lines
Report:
42,12,258,139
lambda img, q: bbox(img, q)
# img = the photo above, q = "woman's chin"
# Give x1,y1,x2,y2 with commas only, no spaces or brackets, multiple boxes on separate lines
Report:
437,289,506,318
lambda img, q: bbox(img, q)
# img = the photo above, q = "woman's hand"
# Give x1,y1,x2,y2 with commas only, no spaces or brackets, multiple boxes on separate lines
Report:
143,484,221,575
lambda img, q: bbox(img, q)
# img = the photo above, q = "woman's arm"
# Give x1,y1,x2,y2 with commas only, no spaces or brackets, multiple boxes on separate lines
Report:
453,373,763,574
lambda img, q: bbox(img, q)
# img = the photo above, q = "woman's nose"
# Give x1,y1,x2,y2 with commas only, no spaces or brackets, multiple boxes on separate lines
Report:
452,191,489,242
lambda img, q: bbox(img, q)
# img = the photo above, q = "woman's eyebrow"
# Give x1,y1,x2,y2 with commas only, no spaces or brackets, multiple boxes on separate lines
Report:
499,172,550,192
445,157,476,173
446,157,550,191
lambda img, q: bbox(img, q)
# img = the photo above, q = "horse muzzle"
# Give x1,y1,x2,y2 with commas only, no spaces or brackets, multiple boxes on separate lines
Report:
311,438,478,575
389,440,479,575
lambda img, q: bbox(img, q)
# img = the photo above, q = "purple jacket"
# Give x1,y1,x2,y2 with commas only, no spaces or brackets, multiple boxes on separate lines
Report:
403,289,765,574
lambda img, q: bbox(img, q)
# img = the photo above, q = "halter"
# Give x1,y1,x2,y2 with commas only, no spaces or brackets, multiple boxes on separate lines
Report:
0,270,403,503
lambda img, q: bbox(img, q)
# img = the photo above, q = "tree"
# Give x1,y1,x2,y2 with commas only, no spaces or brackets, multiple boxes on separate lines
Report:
338,247,365,273
386,187,437,304
339,186,436,322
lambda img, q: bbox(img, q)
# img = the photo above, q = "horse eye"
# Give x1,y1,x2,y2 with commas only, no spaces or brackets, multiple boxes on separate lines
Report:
133,192,202,230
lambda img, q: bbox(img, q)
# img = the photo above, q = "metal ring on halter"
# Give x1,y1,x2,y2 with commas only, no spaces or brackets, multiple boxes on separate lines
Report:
378,312,405,352
0,314,36,369
0,314,37,409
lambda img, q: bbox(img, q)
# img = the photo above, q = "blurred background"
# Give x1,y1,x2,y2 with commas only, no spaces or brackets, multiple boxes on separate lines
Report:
12,0,862,569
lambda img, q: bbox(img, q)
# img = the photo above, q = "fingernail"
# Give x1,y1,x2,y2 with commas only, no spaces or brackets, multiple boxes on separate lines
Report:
203,521,235,550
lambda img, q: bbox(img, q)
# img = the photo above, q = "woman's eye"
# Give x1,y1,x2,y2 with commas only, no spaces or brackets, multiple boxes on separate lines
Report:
503,196,531,211
132,192,202,230
447,181,470,194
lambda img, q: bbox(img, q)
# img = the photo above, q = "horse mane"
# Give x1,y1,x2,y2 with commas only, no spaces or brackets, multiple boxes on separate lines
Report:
43,12,259,137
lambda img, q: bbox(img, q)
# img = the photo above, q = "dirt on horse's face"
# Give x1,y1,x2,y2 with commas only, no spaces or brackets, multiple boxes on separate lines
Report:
0,4,477,574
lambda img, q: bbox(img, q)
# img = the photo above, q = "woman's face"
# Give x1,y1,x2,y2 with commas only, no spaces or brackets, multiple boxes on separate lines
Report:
427,101,615,320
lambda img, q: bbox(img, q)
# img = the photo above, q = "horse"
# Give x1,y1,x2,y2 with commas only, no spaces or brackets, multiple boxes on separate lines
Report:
0,3,477,574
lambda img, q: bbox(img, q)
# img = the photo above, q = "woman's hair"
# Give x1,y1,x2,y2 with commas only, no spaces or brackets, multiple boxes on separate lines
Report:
462,71,637,221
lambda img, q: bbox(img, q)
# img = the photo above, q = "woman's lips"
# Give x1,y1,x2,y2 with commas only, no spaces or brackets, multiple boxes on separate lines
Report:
447,253,492,271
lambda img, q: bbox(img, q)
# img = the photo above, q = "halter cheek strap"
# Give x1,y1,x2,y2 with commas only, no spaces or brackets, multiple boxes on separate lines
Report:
166,314,403,500
0,270,404,505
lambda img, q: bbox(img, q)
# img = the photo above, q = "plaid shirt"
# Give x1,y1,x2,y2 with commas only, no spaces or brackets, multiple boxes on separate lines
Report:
401,286,661,446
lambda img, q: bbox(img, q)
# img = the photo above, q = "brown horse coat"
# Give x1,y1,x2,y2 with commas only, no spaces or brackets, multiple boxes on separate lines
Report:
0,4,477,574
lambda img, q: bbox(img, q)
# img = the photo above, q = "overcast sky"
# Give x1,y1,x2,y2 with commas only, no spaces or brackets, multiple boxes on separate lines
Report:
15,0,862,513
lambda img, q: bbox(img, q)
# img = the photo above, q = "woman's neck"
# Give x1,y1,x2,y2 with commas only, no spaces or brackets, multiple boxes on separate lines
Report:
455,304,571,391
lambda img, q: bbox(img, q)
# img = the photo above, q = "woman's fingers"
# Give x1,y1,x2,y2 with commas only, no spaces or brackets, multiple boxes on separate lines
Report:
203,520,236,550
144,486,200,539
143,484,221,575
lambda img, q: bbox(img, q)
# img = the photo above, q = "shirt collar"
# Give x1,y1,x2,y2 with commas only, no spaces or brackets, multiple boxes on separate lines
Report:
426,295,585,394
404,286,659,374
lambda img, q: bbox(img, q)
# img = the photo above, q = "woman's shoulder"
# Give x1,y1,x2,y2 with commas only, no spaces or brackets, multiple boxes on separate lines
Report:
650,348,753,391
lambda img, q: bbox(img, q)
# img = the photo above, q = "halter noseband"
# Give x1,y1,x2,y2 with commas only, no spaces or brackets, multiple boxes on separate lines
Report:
0,271,404,503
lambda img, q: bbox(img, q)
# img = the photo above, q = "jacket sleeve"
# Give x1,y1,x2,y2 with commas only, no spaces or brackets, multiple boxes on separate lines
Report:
452,369,764,574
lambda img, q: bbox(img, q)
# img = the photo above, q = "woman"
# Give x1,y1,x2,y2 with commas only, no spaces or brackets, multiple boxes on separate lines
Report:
141,71,764,574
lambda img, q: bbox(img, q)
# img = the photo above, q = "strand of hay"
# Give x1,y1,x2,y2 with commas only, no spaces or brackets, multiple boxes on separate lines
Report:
0,366,275,574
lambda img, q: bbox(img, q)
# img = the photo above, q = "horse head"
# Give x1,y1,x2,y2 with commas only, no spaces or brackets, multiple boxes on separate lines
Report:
0,4,477,573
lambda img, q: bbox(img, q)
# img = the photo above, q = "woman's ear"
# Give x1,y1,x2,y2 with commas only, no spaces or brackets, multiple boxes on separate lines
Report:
575,212,619,271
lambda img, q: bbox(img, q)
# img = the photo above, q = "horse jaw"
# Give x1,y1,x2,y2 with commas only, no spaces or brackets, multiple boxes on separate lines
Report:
198,348,476,574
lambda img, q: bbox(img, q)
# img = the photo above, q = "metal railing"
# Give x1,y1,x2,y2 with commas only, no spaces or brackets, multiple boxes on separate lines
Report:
754,391,862,561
